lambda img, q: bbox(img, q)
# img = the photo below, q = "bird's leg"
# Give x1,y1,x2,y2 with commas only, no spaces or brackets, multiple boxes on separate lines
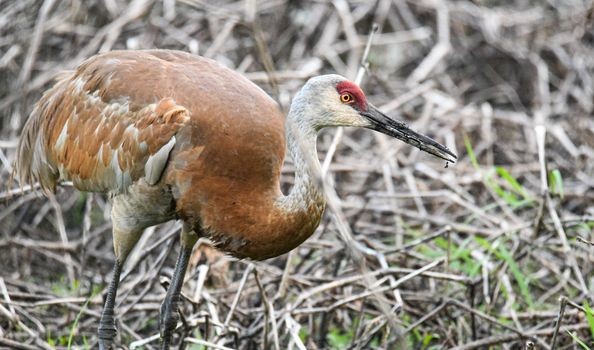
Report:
160,226,198,349
98,221,144,349
97,260,123,350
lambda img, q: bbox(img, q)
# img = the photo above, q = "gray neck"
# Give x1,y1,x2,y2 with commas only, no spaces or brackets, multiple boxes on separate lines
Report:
277,104,325,212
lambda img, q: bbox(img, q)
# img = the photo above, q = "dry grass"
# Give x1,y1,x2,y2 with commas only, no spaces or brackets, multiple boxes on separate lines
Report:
1,0,593,349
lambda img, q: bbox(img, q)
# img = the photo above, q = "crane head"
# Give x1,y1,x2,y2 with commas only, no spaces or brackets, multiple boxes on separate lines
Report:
297,75,457,163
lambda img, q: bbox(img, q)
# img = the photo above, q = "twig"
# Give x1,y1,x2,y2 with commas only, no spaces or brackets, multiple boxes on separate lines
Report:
222,263,253,327
47,193,75,286
550,296,568,350
253,269,280,350
17,0,57,86
184,337,236,350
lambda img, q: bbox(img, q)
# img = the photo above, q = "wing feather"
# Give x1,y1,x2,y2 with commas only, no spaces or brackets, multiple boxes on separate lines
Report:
16,62,190,194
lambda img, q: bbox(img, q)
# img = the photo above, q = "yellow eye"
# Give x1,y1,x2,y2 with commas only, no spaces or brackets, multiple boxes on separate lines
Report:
340,93,353,103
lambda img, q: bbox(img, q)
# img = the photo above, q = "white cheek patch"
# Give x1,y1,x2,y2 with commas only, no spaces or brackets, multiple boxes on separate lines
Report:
345,112,372,128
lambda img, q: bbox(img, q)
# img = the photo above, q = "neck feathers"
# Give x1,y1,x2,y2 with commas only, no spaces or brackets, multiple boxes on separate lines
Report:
282,120,323,201
274,105,326,247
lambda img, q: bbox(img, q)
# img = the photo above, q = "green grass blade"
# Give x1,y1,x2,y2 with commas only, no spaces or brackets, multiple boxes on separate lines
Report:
485,173,521,207
548,169,564,198
495,166,531,200
497,245,534,309
584,301,594,339
463,134,479,169
567,331,592,350
67,297,91,349
475,237,533,309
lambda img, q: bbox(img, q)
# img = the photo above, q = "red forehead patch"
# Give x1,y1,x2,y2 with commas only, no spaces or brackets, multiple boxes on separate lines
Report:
336,81,368,111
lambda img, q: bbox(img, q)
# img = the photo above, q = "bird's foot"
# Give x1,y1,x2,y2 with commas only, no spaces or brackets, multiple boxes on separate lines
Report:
98,338,114,350
97,309,117,350
159,294,181,349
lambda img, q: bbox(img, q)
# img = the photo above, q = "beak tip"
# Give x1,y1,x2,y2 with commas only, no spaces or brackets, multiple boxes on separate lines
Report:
433,148,457,164
448,153,458,163
441,156,457,164
446,153,458,164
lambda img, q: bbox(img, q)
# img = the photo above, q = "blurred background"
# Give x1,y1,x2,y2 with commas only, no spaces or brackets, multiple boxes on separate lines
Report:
1,0,593,349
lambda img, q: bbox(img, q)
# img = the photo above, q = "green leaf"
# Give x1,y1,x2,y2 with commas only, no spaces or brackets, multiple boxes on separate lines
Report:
299,328,309,343
548,169,564,198
422,332,439,348
47,330,56,347
584,301,594,339
327,328,354,349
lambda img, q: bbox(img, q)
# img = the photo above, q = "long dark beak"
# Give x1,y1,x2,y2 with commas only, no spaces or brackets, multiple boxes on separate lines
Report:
361,104,457,163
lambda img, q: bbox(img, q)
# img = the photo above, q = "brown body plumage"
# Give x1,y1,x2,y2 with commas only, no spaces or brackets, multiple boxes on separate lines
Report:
16,50,322,260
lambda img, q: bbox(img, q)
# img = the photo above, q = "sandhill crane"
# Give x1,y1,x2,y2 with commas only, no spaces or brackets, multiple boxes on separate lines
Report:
14,50,456,349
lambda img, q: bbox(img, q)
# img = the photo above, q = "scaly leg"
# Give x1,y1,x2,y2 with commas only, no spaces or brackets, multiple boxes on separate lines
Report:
160,226,198,349
98,205,144,349
98,261,123,350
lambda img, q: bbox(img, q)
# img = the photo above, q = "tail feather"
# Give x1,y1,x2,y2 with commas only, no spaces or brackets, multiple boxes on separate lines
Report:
14,84,63,193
